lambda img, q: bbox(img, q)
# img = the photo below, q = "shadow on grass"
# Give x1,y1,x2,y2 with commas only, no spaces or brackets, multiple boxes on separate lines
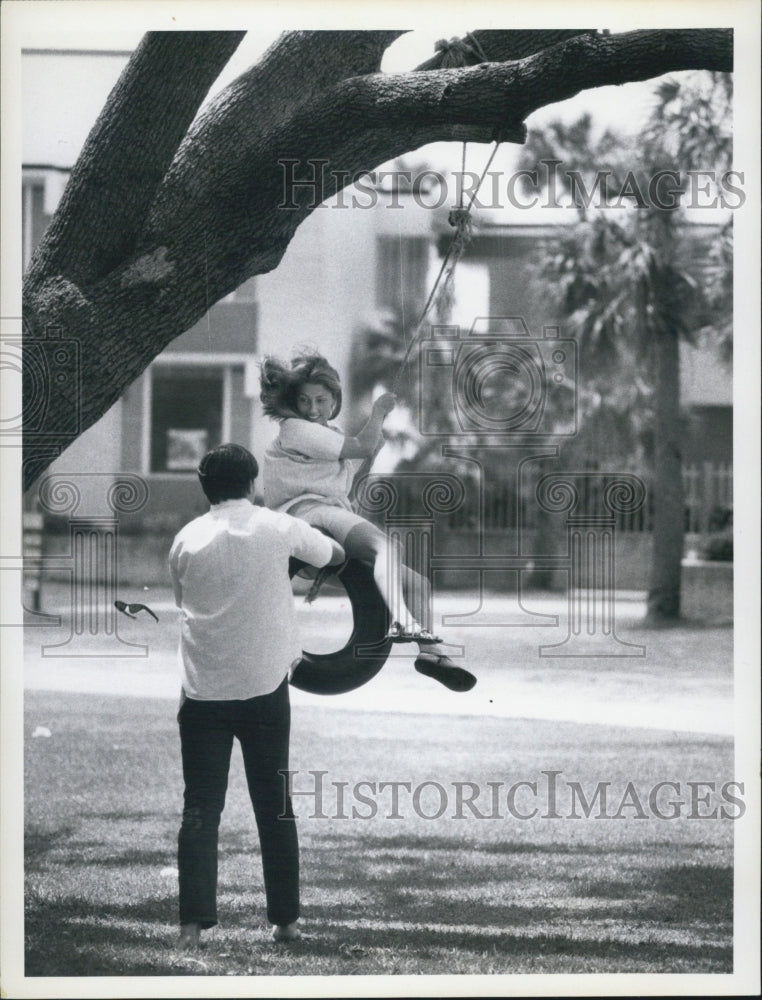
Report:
80,809,171,823
25,896,178,977
25,828,733,976
290,914,731,970
38,847,179,870
579,862,732,915
22,688,735,977
309,831,732,855
25,826,77,871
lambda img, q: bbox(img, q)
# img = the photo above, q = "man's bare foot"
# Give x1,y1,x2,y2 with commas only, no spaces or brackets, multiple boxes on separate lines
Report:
177,922,201,950
272,921,300,942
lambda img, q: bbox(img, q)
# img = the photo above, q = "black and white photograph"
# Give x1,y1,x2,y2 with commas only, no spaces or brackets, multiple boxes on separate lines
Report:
1,1,759,997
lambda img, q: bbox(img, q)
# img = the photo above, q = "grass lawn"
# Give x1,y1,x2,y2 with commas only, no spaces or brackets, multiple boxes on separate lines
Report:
23,688,734,979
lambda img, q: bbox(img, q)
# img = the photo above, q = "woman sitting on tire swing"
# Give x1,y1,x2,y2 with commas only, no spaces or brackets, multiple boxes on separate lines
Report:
259,350,476,693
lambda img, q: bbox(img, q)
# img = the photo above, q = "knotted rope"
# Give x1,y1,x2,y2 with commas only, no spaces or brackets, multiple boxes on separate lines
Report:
389,128,504,395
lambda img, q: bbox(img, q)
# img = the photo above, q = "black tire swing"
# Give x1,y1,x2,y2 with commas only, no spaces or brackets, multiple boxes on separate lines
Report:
288,556,392,695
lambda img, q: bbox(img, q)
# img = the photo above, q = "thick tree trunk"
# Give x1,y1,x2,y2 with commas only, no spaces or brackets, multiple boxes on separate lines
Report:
22,28,732,490
647,325,684,622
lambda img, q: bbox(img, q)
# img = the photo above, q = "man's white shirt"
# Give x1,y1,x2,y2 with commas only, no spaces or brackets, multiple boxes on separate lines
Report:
169,499,333,700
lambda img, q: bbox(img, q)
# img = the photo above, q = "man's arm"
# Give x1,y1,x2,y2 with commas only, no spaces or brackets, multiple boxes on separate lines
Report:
288,515,344,569
168,541,183,608
326,537,346,566
339,393,395,459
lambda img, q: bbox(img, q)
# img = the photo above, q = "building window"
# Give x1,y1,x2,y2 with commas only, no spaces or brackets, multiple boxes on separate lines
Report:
149,365,225,473
22,180,47,269
376,235,430,320
220,275,258,304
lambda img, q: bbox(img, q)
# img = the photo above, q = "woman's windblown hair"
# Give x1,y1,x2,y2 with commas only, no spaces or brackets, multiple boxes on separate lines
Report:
259,355,297,419
259,350,342,419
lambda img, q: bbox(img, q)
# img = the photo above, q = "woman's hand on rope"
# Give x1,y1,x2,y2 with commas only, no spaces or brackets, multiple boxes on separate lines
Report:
342,393,396,461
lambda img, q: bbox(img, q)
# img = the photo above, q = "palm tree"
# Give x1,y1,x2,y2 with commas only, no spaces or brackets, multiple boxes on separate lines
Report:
518,71,732,622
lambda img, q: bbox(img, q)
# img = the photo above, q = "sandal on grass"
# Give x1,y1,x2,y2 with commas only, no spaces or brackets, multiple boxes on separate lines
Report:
414,652,477,692
387,621,442,644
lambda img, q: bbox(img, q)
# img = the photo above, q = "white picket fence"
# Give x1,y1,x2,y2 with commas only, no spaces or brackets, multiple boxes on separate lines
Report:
375,461,732,536
683,461,733,534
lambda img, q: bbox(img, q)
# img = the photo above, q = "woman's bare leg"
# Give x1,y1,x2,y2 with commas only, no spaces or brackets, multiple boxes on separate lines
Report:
344,522,449,652
343,521,417,631
342,521,476,690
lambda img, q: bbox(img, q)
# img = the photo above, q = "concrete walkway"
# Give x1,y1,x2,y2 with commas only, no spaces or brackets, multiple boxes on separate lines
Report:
22,587,734,736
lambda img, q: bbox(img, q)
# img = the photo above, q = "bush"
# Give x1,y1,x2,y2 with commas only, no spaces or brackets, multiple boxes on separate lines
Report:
702,532,733,562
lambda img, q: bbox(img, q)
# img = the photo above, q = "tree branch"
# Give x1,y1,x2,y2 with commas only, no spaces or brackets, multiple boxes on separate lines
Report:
345,29,733,138
25,31,246,291
142,30,405,237
133,28,732,304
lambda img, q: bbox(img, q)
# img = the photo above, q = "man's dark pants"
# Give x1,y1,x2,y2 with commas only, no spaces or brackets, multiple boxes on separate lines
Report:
177,676,298,928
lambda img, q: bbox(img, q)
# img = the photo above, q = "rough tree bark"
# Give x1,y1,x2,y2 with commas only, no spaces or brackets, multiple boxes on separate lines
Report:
22,27,732,490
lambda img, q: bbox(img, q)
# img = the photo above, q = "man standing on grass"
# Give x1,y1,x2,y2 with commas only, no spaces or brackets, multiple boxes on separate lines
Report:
169,443,345,949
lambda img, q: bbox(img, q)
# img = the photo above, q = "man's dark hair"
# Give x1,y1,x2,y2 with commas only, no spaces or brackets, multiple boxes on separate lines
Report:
197,444,258,504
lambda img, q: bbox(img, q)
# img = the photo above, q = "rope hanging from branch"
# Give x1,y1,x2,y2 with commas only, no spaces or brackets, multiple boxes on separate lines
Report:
389,129,504,395
302,142,501,607
386,31,510,391
305,148,504,606
305,36,505,607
